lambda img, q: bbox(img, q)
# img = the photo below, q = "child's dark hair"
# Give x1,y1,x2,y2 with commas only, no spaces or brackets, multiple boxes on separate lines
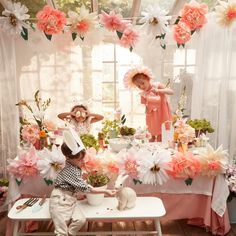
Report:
132,73,150,83
61,142,86,160
71,104,88,113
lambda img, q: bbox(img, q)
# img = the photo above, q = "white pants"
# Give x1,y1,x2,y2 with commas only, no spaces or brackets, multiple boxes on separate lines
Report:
49,188,86,236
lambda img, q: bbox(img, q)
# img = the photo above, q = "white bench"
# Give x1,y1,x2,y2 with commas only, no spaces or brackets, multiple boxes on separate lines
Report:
8,197,166,236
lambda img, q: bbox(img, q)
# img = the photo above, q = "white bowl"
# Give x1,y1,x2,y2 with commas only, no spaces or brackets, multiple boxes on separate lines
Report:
109,138,130,152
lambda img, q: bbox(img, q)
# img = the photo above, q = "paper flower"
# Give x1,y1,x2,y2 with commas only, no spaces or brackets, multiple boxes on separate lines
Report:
37,145,65,180
7,147,39,180
99,10,129,32
67,5,98,37
36,5,66,35
173,21,191,45
119,27,139,48
169,152,201,178
140,4,171,37
123,66,155,89
215,0,236,27
198,144,229,176
0,1,30,35
21,124,40,144
137,149,171,185
180,0,208,30
174,119,195,143
43,120,57,132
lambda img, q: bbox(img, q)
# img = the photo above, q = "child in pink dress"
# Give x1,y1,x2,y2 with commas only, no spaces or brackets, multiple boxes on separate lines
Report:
124,67,173,142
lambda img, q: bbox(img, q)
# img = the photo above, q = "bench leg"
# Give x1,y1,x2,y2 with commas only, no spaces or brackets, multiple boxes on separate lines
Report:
154,219,162,236
13,221,19,236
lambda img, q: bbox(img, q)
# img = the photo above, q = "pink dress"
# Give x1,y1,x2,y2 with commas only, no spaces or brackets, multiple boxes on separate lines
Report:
141,83,172,136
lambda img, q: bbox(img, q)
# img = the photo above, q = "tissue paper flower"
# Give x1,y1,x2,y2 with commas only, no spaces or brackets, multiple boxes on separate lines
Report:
21,124,40,144
0,1,30,35
199,144,229,176
173,21,191,45
137,149,171,185
37,145,65,180
140,4,171,37
36,5,66,35
99,10,129,32
7,148,39,180
215,0,236,27
119,27,139,48
67,5,98,37
180,0,208,30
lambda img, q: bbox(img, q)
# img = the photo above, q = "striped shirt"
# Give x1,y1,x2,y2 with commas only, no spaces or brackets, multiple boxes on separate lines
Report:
54,162,91,193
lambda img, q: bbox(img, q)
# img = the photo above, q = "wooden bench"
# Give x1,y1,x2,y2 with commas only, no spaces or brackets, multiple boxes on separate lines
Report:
8,197,166,236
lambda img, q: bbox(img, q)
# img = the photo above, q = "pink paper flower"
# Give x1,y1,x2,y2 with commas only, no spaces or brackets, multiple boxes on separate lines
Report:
7,147,39,180
21,124,40,144
173,21,191,45
43,120,57,132
82,148,101,173
36,5,66,35
119,28,139,48
99,10,128,32
180,1,208,30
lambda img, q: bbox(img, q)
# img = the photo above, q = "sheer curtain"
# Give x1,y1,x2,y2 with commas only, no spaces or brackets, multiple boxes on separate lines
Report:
191,13,236,162
0,34,19,177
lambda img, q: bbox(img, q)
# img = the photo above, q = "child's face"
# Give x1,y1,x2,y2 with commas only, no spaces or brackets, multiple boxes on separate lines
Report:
133,75,151,91
73,107,87,122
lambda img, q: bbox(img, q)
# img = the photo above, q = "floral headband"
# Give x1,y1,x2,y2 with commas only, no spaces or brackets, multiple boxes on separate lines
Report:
123,66,155,89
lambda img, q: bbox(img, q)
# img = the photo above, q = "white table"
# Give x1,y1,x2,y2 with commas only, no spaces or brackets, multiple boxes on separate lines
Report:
8,197,166,236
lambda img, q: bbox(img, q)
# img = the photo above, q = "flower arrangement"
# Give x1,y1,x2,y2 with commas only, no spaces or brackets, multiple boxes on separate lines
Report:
187,118,214,137
225,164,236,202
173,0,208,47
80,134,100,152
0,178,9,207
16,90,51,150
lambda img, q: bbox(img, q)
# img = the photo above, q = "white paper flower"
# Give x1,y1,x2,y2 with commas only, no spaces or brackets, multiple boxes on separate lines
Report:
140,4,171,37
137,149,171,185
215,0,236,27
0,1,30,35
37,145,65,180
33,110,45,120
67,5,98,37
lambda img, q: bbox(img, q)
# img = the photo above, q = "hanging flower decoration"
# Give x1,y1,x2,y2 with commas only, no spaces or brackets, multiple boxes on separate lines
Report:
37,145,65,181
137,149,171,185
140,4,171,49
7,147,39,183
119,27,139,50
67,5,98,41
173,0,208,47
215,0,236,27
36,5,66,40
0,1,30,40
198,144,229,177
21,124,40,145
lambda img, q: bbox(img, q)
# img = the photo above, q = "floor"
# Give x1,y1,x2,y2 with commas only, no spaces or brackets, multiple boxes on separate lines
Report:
0,211,236,236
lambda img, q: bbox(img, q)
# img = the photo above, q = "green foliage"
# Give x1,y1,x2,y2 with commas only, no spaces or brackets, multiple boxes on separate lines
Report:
80,134,99,151
187,119,214,134
120,126,136,136
87,172,109,187
98,132,105,140
101,119,121,139
0,178,9,187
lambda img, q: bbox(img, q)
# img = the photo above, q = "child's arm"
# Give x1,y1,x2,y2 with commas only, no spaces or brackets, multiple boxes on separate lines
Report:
89,187,116,196
152,83,174,95
58,112,75,121
86,112,104,123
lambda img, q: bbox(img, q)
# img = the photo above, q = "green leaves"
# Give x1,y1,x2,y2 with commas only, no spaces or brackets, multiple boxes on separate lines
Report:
133,178,142,185
121,115,126,125
87,172,109,187
21,27,28,41
15,178,22,186
44,32,52,41
44,178,53,185
184,177,193,186
116,31,123,39
72,32,77,41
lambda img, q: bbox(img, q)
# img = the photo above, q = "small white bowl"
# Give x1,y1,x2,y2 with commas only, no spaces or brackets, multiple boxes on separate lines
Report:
109,138,130,152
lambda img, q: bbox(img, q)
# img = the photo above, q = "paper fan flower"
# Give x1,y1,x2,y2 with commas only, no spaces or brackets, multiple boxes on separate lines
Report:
0,1,30,35
137,149,171,185
198,144,229,176
37,145,65,180
140,4,171,37
119,27,139,49
67,5,98,38
123,66,155,89
215,0,236,27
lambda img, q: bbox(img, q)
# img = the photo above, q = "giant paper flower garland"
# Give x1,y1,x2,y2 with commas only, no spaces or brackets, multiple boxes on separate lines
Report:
173,0,208,47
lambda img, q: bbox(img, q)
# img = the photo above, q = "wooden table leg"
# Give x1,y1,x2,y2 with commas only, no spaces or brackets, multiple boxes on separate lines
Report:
154,219,162,236
13,220,19,236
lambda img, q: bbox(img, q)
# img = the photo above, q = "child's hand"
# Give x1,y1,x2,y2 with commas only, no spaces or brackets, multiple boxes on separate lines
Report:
75,192,86,200
105,189,117,197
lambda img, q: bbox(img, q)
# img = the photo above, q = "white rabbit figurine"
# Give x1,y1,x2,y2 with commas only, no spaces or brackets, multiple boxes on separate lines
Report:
115,174,137,211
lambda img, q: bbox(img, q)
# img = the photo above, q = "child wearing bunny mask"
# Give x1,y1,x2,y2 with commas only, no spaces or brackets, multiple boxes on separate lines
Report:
124,67,173,142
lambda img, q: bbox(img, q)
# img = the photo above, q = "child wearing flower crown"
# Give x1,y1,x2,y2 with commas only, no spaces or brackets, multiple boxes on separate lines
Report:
124,67,173,142
58,104,104,134
49,128,116,236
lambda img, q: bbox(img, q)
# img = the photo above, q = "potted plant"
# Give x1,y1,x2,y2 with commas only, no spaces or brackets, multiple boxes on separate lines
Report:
80,134,100,152
225,164,236,223
187,119,214,137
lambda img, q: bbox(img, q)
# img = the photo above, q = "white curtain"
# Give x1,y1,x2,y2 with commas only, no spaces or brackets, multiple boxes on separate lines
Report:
0,34,19,177
191,13,236,162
